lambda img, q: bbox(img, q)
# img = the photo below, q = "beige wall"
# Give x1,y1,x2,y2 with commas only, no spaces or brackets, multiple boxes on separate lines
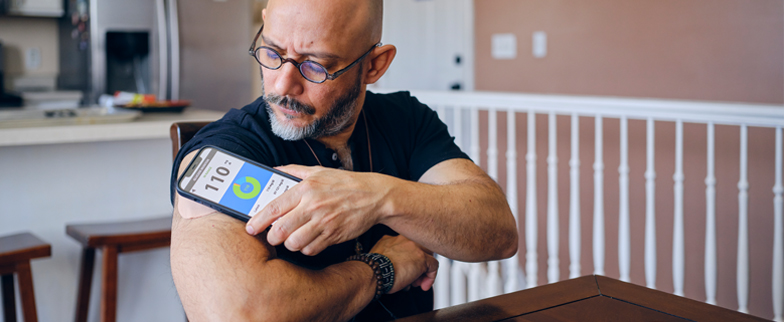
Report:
0,16,59,91
475,0,784,104
474,1,783,319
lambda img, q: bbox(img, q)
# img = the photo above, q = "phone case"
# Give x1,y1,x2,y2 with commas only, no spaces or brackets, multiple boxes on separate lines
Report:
175,145,301,223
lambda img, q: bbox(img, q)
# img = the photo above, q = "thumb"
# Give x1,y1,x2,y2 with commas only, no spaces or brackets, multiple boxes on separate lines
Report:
274,164,317,180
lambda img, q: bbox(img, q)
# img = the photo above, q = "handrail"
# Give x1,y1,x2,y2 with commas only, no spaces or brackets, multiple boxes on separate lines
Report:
374,89,784,127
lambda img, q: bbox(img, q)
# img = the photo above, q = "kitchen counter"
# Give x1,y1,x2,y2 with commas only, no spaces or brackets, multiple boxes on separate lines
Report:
0,108,225,321
0,109,224,147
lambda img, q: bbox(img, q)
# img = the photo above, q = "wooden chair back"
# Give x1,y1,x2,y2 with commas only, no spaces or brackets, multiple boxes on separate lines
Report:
169,122,210,161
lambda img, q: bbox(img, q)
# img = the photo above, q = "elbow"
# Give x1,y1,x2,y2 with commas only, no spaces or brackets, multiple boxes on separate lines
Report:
501,232,518,259
495,208,519,260
498,224,519,260
179,285,282,322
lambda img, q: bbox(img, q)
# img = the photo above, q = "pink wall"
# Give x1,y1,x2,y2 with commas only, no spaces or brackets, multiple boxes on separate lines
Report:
474,1,783,319
475,0,783,104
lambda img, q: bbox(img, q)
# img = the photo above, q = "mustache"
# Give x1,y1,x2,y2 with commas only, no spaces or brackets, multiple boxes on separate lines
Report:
264,94,316,115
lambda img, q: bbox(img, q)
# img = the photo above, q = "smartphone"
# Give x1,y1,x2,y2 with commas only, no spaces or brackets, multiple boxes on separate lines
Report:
176,145,301,222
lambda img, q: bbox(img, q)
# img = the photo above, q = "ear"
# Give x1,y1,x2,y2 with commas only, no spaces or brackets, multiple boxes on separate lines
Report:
262,8,267,21
363,44,396,85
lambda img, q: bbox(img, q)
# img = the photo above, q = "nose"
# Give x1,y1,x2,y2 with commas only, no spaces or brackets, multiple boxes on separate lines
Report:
273,62,305,97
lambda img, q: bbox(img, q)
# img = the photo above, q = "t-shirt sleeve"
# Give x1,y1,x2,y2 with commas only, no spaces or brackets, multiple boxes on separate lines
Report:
169,102,275,204
405,94,471,181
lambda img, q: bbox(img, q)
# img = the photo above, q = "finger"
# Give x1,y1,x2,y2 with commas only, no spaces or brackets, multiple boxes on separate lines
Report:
268,205,313,246
419,255,439,291
283,219,322,253
245,184,303,235
274,164,318,180
300,228,333,256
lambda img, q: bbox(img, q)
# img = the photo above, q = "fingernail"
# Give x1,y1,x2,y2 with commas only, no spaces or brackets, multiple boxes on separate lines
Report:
246,225,255,235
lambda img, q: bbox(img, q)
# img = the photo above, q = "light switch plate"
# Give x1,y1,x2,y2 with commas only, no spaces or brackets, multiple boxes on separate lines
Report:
492,33,517,60
533,31,547,58
25,47,42,70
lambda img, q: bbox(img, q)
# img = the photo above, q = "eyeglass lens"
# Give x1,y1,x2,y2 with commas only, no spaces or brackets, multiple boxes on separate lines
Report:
254,47,329,83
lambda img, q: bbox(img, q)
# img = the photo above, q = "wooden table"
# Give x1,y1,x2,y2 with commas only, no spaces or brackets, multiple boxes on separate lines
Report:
397,275,769,322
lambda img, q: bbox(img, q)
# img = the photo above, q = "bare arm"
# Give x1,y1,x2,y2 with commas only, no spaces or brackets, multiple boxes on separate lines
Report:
171,152,437,321
382,158,518,261
246,158,518,262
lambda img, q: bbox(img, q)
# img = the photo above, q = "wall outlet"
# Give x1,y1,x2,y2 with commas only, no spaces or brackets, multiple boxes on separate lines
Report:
492,33,517,60
533,31,547,58
25,47,42,70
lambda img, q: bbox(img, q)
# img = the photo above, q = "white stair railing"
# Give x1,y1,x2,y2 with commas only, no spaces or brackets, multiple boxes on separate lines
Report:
773,126,783,322
593,116,605,276
546,112,559,283
485,108,502,298
618,116,630,282
568,113,581,279
644,118,657,289
505,110,522,293
738,124,749,314
672,120,685,296
705,122,718,305
525,110,538,288
381,89,784,319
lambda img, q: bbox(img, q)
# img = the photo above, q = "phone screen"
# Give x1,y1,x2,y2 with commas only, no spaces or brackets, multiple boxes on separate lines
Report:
178,146,299,218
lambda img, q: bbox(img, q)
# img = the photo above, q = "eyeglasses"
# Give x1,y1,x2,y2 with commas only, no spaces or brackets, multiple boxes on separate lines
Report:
249,24,381,84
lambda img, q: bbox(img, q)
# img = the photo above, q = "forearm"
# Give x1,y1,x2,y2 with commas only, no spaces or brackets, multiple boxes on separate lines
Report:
259,257,377,321
171,209,375,322
380,176,518,262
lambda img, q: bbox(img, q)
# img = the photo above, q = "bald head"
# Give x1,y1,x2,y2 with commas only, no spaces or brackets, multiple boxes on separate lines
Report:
264,0,383,54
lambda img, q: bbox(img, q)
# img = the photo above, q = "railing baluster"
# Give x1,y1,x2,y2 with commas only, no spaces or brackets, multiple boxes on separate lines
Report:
485,108,502,297
454,106,464,150
673,120,685,296
468,262,484,302
706,122,717,305
434,254,451,309
470,108,481,167
593,115,605,276
569,113,581,279
486,261,501,298
773,126,783,322
505,110,522,293
526,110,538,288
645,118,657,289
547,112,560,283
738,125,749,313
451,262,467,305
619,116,630,282
487,108,498,181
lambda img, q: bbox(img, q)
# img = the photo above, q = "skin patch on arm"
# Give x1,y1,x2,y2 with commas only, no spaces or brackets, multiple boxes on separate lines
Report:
175,150,219,219
175,195,218,219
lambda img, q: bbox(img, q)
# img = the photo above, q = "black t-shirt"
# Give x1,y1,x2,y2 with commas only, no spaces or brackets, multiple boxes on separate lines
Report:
170,90,469,321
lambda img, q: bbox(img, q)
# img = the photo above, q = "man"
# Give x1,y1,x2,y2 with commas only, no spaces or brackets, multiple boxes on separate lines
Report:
170,0,518,320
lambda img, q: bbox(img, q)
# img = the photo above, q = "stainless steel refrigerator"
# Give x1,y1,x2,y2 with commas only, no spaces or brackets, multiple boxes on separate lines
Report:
58,0,254,111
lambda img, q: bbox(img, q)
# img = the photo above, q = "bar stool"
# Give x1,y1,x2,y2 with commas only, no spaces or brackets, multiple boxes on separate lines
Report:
67,218,172,322
0,232,51,322
66,121,209,322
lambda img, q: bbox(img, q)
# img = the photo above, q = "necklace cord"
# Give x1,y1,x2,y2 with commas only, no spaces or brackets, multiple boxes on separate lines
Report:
299,109,394,317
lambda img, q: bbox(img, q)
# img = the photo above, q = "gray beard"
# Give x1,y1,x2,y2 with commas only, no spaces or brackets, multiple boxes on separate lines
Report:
260,67,363,141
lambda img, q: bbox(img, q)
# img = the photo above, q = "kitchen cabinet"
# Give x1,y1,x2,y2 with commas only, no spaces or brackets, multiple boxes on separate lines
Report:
7,0,63,17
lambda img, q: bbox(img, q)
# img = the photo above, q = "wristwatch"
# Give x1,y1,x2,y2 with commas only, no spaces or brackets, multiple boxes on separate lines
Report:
347,253,395,300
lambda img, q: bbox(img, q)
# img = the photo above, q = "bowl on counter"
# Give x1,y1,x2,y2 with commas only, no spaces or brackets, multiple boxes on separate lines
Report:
114,100,191,113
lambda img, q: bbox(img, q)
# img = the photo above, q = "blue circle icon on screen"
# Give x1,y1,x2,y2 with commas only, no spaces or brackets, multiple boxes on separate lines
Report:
232,176,261,199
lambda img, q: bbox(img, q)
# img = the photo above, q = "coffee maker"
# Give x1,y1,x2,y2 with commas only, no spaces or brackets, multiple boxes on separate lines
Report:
0,41,23,108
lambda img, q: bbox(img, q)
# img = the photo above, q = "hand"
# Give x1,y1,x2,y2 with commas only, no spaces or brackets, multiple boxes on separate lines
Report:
245,165,392,255
370,235,438,293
